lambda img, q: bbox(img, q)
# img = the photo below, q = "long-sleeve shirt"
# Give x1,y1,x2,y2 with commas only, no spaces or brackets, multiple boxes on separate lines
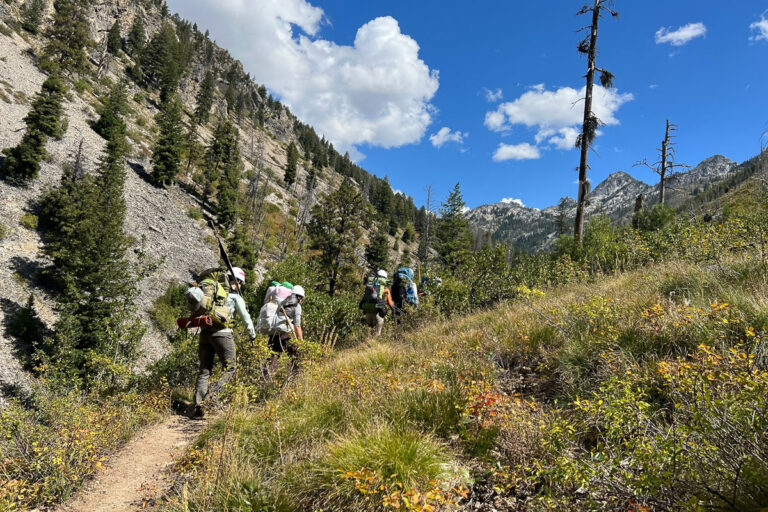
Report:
221,293,256,339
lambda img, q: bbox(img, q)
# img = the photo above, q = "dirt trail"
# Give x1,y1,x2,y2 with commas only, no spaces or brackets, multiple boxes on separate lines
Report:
55,415,204,512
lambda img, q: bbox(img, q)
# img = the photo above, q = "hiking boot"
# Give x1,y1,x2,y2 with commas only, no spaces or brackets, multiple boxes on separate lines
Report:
189,405,205,420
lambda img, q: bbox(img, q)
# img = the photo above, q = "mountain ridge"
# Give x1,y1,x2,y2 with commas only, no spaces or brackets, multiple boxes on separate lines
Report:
467,154,738,252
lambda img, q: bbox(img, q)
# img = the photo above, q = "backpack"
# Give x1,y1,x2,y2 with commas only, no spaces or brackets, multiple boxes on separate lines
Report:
361,276,386,315
406,282,418,306
186,269,232,328
257,293,299,335
393,268,415,306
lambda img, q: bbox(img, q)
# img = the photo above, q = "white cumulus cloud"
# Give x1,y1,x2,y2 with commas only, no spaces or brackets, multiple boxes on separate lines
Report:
750,12,768,42
429,127,467,148
485,84,633,152
655,22,707,46
500,197,525,207
492,143,541,162
484,88,503,102
167,0,439,158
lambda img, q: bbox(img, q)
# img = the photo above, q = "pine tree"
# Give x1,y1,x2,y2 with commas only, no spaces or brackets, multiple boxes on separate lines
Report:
2,75,67,186
21,0,45,35
365,223,390,271
1,130,46,186
308,179,368,295
107,19,122,54
126,16,146,56
436,183,471,270
194,69,216,125
140,23,180,101
41,97,141,387
24,74,68,140
44,0,92,74
202,120,239,216
216,135,242,228
284,142,298,187
150,93,184,187
92,81,127,142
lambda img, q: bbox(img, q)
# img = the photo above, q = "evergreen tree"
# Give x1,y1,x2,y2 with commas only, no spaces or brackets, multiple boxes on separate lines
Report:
1,130,46,186
107,19,122,54
140,23,180,102
201,120,239,216
308,179,368,295
24,74,68,140
41,98,141,387
92,81,127,142
150,94,184,187
1,75,67,186
216,132,242,228
194,69,216,125
21,0,45,35
365,223,390,271
284,142,298,187
126,16,146,56
436,183,471,270
44,0,92,74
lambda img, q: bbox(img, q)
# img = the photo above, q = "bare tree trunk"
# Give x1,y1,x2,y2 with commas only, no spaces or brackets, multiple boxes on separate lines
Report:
575,0,602,245
659,119,670,205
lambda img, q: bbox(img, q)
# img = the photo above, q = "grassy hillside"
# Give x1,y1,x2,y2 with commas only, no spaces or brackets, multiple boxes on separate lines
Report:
165,251,767,510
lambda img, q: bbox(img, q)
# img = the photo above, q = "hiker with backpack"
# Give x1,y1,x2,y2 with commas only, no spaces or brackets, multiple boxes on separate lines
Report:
392,267,418,324
257,285,306,357
185,267,256,419
359,270,394,336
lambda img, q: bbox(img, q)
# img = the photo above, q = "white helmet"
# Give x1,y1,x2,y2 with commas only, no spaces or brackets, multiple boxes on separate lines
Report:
377,269,388,279
230,267,246,284
293,285,305,298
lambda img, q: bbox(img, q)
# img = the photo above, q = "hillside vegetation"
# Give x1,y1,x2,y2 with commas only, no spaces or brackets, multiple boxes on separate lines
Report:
1,0,768,511
155,167,768,511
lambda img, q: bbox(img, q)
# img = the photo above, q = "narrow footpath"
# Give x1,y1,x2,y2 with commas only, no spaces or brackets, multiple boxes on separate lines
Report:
54,415,204,512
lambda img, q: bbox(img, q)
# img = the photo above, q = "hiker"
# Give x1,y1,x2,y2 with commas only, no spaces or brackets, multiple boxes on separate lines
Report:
257,285,305,362
190,267,255,419
359,270,394,336
392,267,418,324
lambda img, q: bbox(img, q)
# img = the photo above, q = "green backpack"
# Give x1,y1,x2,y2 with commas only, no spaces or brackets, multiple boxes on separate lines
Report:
190,269,232,328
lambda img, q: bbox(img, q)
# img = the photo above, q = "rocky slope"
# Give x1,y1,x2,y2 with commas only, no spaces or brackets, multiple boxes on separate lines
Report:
468,155,738,252
0,0,414,402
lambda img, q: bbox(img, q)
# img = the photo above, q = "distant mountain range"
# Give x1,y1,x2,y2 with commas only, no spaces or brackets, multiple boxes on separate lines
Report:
467,155,738,252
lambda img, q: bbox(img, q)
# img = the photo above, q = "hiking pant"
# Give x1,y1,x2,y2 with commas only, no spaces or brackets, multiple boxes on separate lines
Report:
268,334,296,356
194,329,236,406
365,312,385,336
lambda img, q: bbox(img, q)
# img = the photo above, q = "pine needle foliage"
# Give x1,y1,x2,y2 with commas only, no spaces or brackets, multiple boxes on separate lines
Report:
21,0,45,35
150,93,185,187
107,19,122,54
43,0,92,75
308,179,369,295
1,74,67,186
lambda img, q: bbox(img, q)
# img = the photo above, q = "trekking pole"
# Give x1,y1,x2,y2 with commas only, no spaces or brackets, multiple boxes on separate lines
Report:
208,220,241,297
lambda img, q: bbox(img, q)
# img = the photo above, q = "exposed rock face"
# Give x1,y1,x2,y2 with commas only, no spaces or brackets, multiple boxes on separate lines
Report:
468,155,738,253
0,0,348,400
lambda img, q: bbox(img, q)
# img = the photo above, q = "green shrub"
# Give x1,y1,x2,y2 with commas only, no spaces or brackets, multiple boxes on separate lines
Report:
149,282,188,334
187,206,203,220
20,213,38,230
0,222,8,239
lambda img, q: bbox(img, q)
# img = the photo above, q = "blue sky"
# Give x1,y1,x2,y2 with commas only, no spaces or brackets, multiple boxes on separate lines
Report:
167,0,768,210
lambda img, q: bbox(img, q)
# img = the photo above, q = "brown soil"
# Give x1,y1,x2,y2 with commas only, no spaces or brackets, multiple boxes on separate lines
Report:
54,416,204,512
